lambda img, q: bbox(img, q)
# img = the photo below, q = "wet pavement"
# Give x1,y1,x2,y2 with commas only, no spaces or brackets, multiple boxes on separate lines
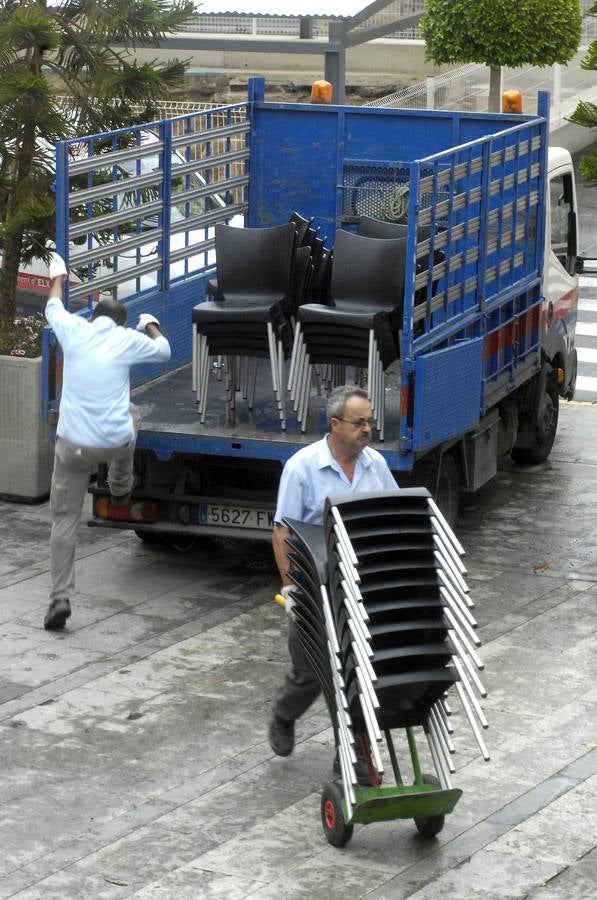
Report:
0,399,596,899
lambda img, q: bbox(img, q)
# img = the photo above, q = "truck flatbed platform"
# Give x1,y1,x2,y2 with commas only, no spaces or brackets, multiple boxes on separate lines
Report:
132,362,403,464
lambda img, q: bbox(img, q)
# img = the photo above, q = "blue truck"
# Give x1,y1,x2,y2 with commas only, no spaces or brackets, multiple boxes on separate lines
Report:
45,79,580,541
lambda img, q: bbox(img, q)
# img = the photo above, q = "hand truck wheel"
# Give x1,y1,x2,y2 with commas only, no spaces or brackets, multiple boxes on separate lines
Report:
321,781,353,847
414,773,445,838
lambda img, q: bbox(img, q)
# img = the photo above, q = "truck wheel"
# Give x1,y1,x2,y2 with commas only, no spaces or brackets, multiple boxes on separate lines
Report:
414,773,445,838
436,452,459,529
512,374,559,464
321,782,353,847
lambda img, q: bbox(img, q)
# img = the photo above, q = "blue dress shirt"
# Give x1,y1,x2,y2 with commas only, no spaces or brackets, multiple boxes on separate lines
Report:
274,435,397,526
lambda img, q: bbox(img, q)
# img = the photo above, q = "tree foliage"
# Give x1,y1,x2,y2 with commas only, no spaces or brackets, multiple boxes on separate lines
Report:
568,2,597,182
421,0,582,111
0,0,194,329
421,0,582,68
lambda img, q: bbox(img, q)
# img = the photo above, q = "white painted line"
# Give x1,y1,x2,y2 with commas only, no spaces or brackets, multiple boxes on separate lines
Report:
575,321,597,336
578,299,597,312
575,375,597,392
577,347,597,364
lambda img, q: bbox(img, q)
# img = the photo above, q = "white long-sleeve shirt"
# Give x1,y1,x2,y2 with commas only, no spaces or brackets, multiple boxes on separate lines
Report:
45,296,171,448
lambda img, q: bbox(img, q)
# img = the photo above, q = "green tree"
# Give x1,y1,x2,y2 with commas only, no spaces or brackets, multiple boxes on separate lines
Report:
568,2,597,181
421,0,582,113
0,0,194,331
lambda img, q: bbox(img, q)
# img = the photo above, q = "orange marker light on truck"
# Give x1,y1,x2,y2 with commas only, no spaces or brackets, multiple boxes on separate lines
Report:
502,90,523,114
311,80,333,104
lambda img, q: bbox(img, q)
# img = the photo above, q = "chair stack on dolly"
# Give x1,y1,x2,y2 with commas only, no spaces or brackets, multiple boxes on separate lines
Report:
283,487,489,846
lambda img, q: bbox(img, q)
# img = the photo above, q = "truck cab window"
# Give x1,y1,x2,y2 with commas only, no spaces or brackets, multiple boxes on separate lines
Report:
549,173,574,269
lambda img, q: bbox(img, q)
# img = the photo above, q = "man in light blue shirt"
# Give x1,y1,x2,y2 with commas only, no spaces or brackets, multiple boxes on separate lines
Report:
43,254,171,631
269,385,397,774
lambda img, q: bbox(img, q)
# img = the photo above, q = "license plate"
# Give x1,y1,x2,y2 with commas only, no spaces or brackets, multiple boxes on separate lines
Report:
199,503,274,531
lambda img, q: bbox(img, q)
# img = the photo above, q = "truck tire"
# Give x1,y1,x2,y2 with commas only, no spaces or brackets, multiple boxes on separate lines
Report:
512,373,559,464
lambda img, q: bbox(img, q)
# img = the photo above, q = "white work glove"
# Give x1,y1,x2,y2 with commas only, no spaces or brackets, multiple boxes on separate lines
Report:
136,313,160,333
48,252,68,280
280,585,297,621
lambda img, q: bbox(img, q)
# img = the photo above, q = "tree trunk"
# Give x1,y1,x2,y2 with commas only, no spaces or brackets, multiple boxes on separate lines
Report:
488,65,503,113
0,45,42,330
0,123,37,329
0,236,20,330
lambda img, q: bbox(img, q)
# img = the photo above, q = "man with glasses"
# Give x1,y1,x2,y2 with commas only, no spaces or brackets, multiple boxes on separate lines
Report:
269,385,397,781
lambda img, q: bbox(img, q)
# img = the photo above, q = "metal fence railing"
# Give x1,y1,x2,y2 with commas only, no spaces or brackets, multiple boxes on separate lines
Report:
54,101,250,307
365,48,596,128
182,0,597,42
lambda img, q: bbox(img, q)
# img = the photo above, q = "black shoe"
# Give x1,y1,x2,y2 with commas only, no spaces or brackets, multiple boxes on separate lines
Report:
110,474,136,507
333,748,383,787
44,597,71,631
268,714,295,757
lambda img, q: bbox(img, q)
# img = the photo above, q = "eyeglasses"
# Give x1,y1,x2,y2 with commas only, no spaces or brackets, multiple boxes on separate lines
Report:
335,417,374,430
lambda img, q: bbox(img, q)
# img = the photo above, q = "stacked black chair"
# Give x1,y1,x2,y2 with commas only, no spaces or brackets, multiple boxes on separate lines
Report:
192,222,296,428
288,211,332,312
288,229,407,440
357,215,445,318
283,487,488,836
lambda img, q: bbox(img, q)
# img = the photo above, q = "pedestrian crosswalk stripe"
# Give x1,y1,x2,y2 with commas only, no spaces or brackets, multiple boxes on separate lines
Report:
575,375,597,392
578,299,597,312
576,321,597,336
577,347,597,363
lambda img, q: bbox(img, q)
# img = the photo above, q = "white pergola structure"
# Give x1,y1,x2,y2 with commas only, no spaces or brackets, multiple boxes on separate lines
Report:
159,2,424,103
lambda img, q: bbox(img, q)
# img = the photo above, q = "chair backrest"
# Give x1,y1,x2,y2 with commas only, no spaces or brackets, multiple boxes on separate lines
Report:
358,215,432,243
330,229,407,310
311,248,333,305
290,244,313,313
289,211,314,247
215,222,296,300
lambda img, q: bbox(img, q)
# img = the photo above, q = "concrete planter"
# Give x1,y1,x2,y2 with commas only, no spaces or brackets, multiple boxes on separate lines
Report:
0,354,53,502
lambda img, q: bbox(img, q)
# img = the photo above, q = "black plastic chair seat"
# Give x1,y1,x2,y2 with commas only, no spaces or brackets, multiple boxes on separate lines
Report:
351,535,435,554
193,297,287,324
371,641,454,664
357,552,438,575
365,597,445,625
298,302,396,328
346,670,458,731
342,647,454,681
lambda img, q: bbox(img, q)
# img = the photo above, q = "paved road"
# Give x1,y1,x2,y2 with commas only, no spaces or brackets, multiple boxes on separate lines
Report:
1,400,596,899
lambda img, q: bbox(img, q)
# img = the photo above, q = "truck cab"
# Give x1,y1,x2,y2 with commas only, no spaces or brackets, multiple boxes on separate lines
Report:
544,146,579,400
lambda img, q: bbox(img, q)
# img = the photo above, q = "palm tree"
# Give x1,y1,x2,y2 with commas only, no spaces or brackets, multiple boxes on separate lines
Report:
0,0,194,330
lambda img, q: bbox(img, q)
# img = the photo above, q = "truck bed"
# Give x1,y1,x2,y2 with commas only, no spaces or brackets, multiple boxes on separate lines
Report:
132,361,403,464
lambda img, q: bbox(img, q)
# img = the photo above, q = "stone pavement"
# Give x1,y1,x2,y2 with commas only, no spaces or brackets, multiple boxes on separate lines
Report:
1,402,596,900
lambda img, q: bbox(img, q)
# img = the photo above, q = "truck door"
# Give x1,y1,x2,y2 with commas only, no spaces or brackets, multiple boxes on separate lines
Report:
543,158,579,395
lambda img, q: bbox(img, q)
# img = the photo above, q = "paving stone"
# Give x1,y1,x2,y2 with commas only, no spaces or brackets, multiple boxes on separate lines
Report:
0,403,595,898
